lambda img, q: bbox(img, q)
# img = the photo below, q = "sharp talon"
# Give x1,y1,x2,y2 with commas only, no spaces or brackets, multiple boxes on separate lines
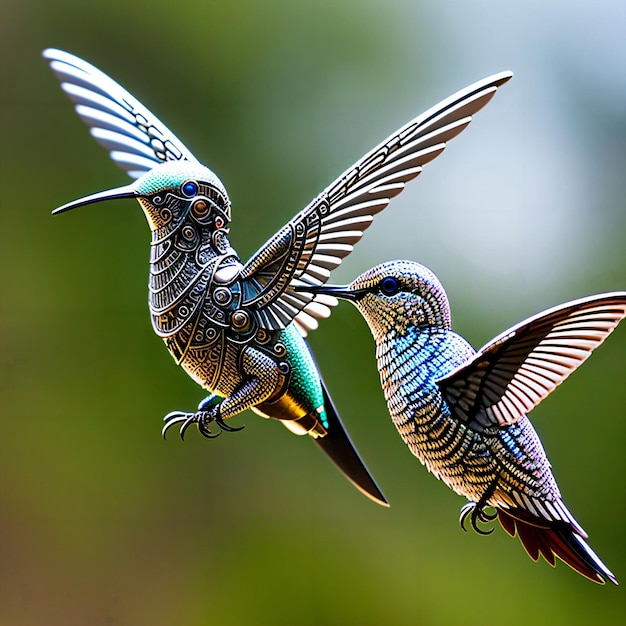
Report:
179,414,199,441
478,507,498,523
162,411,190,439
473,519,495,536
197,419,221,439
459,501,496,535
161,405,239,441
459,502,473,533
196,410,222,439
215,415,245,432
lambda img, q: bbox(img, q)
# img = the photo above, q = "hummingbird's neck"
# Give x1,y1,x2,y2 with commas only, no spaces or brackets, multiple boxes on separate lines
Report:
375,326,471,400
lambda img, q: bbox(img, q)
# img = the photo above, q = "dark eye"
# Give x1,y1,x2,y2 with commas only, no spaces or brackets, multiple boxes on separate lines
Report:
380,277,399,296
181,180,199,198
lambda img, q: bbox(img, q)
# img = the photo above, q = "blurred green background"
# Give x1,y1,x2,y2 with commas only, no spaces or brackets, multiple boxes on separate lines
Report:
1,1,625,624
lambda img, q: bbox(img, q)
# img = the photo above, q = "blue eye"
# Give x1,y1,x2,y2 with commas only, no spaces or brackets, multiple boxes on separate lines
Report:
380,277,399,296
181,180,199,198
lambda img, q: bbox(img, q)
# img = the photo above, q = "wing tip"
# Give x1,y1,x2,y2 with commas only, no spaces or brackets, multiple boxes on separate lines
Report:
490,70,514,87
42,48,77,66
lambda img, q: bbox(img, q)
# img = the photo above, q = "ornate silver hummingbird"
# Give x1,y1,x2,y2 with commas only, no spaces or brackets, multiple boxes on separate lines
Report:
308,260,624,583
44,48,511,506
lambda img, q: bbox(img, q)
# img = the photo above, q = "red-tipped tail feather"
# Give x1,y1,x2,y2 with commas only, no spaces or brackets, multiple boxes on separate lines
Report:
497,508,617,585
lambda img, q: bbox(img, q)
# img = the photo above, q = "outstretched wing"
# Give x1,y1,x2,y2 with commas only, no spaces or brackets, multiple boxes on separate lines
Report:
438,293,626,431
43,49,199,178
241,71,513,335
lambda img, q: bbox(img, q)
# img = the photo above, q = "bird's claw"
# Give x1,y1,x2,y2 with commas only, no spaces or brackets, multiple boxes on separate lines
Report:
215,414,245,433
161,404,245,440
459,501,497,536
162,408,222,440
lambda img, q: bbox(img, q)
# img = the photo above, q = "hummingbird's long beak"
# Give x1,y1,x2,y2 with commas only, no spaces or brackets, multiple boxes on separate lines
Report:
52,183,138,215
299,283,364,302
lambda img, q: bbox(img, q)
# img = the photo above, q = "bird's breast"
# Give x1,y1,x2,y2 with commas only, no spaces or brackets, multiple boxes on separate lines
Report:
376,329,498,498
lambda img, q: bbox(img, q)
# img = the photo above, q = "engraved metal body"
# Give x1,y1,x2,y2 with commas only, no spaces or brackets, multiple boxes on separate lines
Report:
311,261,625,583
44,48,510,505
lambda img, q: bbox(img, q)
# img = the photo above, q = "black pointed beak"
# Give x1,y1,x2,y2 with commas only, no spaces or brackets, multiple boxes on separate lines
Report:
296,282,366,302
52,183,138,215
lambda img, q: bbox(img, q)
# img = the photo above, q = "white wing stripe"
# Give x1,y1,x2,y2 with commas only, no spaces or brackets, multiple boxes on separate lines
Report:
90,128,157,159
294,311,319,334
392,118,471,159
322,199,390,224
75,105,147,142
369,183,407,198
44,49,199,176
319,216,375,234
234,68,512,332
280,292,312,308
328,169,418,214
315,243,354,255
311,252,342,265
110,152,159,171
60,83,134,120
416,88,498,138
303,265,332,281
48,59,115,99
345,144,444,194
318,231,363,244
303,302,333,319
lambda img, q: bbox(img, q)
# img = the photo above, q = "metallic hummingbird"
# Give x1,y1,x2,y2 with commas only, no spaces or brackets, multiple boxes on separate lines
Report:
309,260,624,583
44,48,510,506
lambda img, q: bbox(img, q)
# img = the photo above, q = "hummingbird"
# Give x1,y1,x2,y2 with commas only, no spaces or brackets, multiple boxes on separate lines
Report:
308,260,624,583
43,48,511,506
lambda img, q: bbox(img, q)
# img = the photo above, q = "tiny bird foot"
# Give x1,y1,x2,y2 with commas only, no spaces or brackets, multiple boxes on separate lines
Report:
162,409,222,440
459,501,498,536
161,403,245,441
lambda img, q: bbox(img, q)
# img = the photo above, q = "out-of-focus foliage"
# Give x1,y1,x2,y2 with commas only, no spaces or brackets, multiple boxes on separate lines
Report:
0,1,624,624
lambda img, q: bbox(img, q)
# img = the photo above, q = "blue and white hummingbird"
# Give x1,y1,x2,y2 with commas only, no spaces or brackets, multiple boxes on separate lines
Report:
308,260,624,583
43,48,511,506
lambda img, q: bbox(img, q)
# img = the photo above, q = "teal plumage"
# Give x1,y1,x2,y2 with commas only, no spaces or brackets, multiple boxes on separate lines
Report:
43,48,511,505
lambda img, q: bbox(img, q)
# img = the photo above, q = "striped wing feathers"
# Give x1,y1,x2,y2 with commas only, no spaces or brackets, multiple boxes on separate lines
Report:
43,48,198,178
242,71,513,334
439,293,626,429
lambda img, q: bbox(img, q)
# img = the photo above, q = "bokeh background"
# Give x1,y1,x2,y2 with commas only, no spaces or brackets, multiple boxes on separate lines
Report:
1,1,625,625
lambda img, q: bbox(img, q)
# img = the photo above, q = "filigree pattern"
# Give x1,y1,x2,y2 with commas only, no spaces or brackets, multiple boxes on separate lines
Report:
45,49,511,507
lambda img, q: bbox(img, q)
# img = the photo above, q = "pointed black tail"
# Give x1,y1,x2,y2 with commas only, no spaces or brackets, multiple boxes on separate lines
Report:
314,380,389,507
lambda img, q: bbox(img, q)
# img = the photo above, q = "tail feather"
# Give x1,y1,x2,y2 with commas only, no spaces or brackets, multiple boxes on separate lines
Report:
315,380,389,508
497,508,617,585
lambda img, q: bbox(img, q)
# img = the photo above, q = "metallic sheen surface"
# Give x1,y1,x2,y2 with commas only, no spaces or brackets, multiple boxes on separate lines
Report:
43,48,510,506
311,260,625,584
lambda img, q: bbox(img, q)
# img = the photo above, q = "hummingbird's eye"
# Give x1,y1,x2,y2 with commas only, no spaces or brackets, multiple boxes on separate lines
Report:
380,277,400,296
181,180,199,198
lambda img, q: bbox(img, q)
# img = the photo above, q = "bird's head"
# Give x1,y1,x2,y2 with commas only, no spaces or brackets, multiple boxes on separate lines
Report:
309,260,451,338
52,161,231,235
